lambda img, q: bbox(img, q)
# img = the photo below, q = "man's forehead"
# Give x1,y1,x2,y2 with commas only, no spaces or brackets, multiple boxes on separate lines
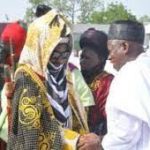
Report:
108,39,122,45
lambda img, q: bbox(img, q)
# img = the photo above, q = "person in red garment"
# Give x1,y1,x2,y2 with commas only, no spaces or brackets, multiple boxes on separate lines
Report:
0,20,27,150
78,28,114,150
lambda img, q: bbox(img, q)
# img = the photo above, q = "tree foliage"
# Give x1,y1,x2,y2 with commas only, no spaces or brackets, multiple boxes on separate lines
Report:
25,0,103,23
89,2,137,24
78,0,103,23
139,15,150,23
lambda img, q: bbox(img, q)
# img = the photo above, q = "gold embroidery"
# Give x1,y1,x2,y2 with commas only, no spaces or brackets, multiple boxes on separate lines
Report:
49,132,56,147
89,80,101,91
19,96,41,128
38,132,57,150
89,72,108,91
39,133,51,150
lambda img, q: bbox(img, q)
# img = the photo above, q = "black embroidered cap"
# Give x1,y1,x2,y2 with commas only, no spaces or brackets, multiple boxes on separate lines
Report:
108,20,145,44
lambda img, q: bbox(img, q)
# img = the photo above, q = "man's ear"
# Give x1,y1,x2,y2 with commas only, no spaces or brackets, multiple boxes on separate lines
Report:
122,41,129,54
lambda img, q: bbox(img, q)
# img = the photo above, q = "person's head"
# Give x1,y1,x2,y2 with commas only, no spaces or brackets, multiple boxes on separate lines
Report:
108,20,145,71
19,9,72,76
0,21,27,89
0,20,27,66
35,4,51,17
49,35,72,67
80,28,108,73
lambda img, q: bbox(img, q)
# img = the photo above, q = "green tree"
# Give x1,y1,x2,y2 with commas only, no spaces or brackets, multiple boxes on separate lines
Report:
78,0,103,23
25,0,49,22
25,0,103,23
89,2,136,24
139,15,150,23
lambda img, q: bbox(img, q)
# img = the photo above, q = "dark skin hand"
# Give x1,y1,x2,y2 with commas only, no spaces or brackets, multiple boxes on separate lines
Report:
77,133,103,150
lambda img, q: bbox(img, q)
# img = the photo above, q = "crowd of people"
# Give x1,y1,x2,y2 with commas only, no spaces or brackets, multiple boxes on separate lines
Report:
0,4,150,150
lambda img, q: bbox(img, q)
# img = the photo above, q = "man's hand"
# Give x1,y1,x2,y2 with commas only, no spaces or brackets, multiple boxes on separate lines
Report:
77,133,103,150
4,82,14,99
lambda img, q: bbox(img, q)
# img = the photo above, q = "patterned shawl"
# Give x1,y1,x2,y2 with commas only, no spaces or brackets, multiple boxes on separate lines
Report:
19,9,71,76
19,7,73,129
46,63,70,126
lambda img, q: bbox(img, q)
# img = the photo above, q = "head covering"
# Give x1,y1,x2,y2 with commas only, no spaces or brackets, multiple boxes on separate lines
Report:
80,28,108,59
0,21,27,65
35,4,52,17
19,9,72,77
108,20,145,44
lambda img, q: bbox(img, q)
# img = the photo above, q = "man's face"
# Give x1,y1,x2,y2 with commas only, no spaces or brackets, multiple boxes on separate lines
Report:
50,43,70,67
107,40,127,71
80,47,101,71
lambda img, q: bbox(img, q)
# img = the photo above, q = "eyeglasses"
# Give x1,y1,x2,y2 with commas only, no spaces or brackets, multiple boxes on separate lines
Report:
51,51,70,60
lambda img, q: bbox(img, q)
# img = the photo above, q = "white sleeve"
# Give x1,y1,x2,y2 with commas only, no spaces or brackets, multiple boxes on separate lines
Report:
102,110,142,150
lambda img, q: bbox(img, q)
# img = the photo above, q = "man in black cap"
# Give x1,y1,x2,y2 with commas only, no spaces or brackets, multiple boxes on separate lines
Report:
102,20,150,149
107,20,145,71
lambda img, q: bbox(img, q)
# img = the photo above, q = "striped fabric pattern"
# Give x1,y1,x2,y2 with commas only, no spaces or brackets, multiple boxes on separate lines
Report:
46,63,71,126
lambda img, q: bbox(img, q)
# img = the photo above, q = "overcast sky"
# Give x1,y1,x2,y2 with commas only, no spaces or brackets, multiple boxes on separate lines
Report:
0,0,150,22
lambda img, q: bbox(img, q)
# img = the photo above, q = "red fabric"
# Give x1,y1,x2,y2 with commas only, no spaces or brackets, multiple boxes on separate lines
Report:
0,21,27,66
88,72,114,128
0,139,7,150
